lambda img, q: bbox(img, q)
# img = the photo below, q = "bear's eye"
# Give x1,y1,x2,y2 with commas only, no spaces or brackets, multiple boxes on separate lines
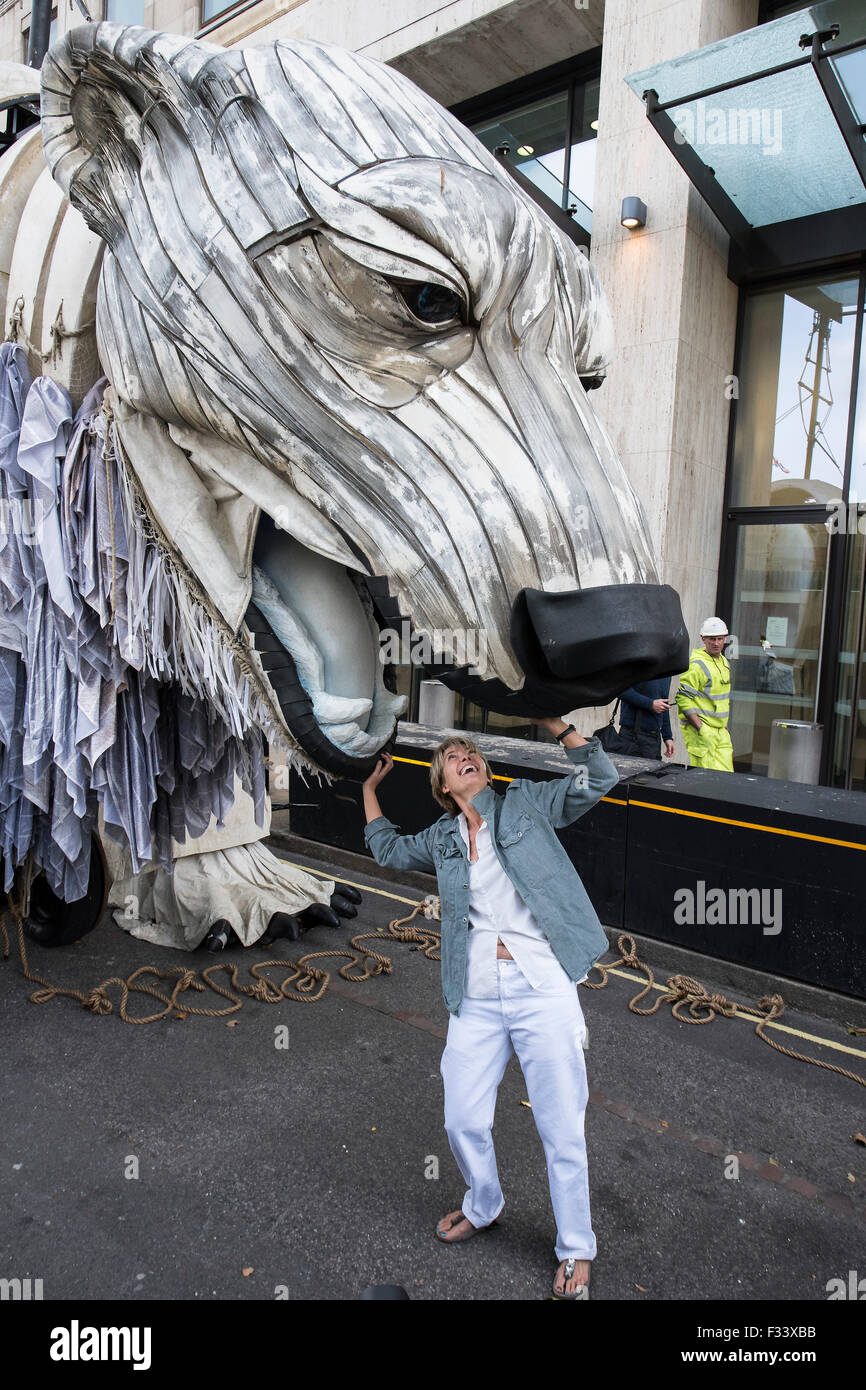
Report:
399,282,465,326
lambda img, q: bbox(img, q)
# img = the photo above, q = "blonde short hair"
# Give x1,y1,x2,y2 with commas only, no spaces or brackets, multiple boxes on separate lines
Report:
429,736,494,816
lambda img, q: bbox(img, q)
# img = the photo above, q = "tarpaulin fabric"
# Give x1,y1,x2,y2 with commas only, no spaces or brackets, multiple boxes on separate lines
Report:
106,776,334,950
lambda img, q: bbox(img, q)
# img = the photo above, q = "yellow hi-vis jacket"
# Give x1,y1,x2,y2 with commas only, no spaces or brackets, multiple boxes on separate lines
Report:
676,647,731,731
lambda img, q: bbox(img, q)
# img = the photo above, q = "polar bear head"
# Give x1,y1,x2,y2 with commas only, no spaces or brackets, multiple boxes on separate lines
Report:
40,23,687,776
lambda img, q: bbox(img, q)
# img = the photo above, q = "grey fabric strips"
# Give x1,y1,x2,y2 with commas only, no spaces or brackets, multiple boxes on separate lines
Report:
0,343,301,902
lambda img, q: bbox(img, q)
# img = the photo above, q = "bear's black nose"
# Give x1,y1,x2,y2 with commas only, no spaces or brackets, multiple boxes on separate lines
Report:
437,582,689,715
510,582,689,703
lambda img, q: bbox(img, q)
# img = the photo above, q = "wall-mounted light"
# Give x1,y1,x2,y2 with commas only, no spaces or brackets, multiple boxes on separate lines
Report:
590,119,598,131
620,196,647,229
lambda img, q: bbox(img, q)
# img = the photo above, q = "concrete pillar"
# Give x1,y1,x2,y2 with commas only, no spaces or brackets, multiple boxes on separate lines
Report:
579,0,759,749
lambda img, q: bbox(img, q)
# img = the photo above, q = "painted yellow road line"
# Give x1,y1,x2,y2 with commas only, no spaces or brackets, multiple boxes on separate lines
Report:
605,966,866,1060
629,798,866,851
277,859,423,908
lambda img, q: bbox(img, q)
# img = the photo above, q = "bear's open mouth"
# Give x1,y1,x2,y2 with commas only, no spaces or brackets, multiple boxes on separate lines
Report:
244,509,692,779
246,513,406,776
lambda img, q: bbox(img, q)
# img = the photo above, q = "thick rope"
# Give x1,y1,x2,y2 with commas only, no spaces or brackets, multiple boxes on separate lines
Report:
0,881,439,1024
2,886,863,1086
585,932,865,1088
7,296,95,365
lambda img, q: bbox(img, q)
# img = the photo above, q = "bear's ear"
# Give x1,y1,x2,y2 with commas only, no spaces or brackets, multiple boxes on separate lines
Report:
40,22,222,242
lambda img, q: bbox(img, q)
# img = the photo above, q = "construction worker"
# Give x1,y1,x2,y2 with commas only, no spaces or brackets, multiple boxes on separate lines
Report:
675,617,734,772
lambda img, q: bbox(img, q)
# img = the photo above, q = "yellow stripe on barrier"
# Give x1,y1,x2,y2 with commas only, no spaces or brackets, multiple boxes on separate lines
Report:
628,798,866,851
393,753,625,799
392,754,866,846
392,753,513,783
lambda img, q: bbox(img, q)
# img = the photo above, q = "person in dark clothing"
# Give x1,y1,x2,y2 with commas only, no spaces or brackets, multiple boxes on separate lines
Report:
618,677,675,760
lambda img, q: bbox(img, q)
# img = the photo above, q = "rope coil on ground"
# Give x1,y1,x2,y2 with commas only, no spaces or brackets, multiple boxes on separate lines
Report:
2,887,863,1086
0,881,438,1024
585,932,865,1087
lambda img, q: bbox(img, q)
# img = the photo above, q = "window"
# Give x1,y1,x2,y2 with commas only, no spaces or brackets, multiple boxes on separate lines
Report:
850,316,866,505
21,12,57,63
757,0,846,19
201,0,242,23
452,56,601,240
729,275,861,507
831,529,866,791
726,520,830,775
719,264,866,787
104,0,145,22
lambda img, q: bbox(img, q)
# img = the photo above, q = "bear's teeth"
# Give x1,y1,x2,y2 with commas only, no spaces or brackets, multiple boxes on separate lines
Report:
311,691,373,723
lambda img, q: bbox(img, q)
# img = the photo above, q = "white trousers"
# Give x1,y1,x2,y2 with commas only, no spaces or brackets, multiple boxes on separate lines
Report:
440,958,595,1261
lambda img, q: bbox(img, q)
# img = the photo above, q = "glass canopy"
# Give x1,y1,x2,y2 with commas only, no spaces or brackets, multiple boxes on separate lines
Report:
625,0,866,235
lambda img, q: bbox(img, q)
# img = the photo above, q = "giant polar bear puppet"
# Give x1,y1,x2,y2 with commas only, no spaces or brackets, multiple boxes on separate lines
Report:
0,24,687,952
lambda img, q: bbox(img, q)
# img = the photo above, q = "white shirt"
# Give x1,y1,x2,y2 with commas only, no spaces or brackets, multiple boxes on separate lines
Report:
457,814,579,996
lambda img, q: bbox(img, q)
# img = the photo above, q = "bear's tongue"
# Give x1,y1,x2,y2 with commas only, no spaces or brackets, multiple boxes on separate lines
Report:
250,520,404,756
254,518,374,695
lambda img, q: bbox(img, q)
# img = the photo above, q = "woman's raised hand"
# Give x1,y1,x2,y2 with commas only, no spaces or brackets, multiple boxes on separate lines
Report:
363,750,394,789
528,715,564,731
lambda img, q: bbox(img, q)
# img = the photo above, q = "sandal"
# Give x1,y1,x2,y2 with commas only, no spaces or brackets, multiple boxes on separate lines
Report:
435,1209,500,1243
553,1257,591,1299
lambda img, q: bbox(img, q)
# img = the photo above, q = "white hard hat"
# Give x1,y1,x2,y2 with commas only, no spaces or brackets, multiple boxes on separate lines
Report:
700,616,729,636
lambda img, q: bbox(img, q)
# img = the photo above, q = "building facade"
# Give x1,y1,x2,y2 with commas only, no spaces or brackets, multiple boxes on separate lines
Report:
2,0,864,789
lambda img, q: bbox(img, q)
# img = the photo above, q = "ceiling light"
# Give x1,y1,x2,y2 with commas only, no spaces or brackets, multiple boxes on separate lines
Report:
516,144,534,156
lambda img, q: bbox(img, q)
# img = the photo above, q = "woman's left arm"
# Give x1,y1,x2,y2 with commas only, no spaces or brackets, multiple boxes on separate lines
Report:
515,717,620,827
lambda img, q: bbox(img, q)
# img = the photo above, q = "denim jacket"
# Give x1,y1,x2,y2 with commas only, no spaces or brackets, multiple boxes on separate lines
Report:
363,738,619,1016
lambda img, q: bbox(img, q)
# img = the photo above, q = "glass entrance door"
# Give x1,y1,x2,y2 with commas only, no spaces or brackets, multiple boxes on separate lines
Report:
727,519,831,775
831,528,866,790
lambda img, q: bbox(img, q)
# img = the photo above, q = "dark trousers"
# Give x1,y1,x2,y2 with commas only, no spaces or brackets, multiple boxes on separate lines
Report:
620,728,662,759
619,710,662,759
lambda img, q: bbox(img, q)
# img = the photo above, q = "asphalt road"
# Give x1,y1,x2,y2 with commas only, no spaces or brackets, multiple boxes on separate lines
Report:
2,840,864,1310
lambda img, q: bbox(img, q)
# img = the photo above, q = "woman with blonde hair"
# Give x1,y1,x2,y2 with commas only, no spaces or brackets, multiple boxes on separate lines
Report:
362,716,619,1298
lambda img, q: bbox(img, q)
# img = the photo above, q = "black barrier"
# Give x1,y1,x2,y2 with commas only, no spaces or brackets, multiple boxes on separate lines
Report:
623,768,866,998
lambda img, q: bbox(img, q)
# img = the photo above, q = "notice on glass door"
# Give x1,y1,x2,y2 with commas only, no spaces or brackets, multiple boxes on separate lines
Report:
764,616,788,648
